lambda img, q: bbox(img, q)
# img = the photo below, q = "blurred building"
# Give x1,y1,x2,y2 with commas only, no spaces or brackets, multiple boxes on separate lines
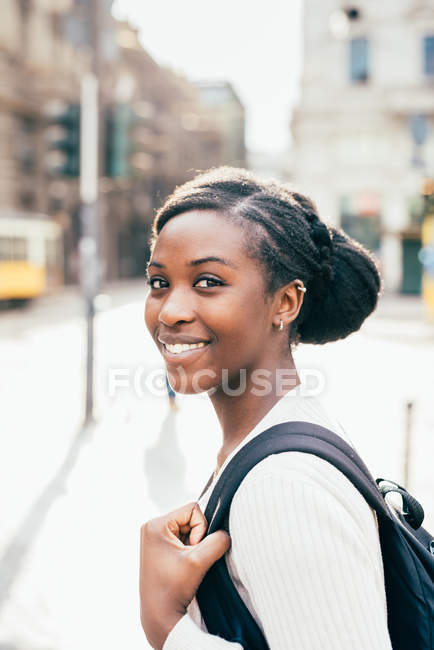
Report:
291,1,434,293
0,0,87,217
0,1,244,288
248,150,291,182
102,20,226,278
195,81,246,168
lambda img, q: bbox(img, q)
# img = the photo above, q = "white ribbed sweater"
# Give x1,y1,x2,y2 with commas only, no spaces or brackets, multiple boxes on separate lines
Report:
163,392,392,650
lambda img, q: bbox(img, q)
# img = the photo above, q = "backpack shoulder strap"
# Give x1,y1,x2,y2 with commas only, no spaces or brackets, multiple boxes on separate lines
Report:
197,420,393,646
204,420,393,535
198,421,434,648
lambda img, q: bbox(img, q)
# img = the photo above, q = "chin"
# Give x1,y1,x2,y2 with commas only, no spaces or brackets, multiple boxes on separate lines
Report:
167,369,219,395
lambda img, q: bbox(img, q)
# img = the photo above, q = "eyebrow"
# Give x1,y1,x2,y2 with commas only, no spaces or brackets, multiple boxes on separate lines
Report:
147,256,238,270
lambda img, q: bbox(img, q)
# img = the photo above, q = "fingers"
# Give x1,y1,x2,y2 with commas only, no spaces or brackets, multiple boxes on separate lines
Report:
188,530,231,577
165,502,207,545
188,503,207,545
168,502,201,525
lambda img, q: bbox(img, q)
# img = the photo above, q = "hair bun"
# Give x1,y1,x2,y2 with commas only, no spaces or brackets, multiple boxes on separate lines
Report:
311,221,332,248
311,222,334,290
298,227,381,345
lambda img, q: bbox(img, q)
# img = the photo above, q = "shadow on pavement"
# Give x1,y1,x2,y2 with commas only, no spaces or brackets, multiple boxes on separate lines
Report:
0,423,95,614
143,408,193,512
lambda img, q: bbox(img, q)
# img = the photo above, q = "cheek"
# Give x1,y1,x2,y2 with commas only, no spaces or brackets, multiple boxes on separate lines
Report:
144,295,158,334
212,293,269,363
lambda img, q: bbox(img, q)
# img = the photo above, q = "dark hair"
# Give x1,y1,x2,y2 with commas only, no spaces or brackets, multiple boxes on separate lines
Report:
152,167,382,345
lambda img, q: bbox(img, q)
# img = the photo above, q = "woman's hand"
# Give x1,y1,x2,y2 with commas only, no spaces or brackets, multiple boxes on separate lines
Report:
139,501,231,649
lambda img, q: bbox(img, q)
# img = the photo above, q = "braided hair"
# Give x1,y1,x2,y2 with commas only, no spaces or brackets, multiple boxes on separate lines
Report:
152,167,382,345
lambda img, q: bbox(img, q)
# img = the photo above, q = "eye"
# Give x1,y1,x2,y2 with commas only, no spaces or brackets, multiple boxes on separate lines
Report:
194,276,224,289
148,277,168,290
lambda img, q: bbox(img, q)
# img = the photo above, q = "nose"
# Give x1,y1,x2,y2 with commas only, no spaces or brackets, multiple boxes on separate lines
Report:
158,288,195,327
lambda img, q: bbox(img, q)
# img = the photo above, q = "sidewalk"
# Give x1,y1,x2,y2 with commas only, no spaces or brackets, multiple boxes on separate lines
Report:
375,292,426,321
0,391,220,650
363,292,434,344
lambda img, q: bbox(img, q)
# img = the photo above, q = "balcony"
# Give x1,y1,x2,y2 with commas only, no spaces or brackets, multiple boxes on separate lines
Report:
385,85,434,115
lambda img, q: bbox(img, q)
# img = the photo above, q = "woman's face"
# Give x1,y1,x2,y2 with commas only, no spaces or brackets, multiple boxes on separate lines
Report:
145,209,277,394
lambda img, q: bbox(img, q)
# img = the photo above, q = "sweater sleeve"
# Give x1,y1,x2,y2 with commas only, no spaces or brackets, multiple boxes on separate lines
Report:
164,453,392,650
163,614,242,650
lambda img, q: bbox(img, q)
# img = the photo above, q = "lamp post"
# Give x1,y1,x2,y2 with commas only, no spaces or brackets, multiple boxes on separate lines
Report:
78,0,102,425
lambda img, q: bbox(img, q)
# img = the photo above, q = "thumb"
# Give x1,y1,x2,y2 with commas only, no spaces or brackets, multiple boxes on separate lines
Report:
189,531,231,577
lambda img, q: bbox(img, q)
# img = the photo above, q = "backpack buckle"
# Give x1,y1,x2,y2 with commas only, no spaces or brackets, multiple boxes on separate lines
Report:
376,478,425,530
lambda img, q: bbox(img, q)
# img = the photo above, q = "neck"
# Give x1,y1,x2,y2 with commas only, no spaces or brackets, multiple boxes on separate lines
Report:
209,351,299,473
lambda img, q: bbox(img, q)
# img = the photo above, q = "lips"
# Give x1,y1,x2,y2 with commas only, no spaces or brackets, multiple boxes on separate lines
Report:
157,334,211,365
158,334,211,346
163,341,208,354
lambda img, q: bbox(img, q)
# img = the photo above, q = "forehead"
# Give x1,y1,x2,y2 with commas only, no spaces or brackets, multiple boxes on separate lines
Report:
152,210,248,261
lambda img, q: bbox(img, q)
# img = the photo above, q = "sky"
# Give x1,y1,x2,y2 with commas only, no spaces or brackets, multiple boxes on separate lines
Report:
111,0,303,154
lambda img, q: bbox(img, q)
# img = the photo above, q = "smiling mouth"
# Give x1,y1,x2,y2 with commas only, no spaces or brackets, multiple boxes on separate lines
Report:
158,340,211,356
158,338,211,358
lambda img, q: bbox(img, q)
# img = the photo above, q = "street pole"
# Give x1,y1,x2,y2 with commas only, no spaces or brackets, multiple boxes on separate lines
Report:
79,74,99,425
78,0,101,426
403,401,413,489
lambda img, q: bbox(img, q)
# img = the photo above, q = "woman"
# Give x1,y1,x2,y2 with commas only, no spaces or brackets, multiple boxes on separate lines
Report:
140,168,392,649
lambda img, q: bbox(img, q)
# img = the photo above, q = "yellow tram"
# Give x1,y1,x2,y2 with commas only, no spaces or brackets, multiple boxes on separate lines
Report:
0,211,63,304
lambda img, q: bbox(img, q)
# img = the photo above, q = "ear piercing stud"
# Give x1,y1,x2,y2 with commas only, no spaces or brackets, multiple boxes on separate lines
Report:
277,283,306,331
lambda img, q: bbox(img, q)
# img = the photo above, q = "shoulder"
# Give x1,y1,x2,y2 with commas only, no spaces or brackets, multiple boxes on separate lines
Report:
224,452,390,650
229,451,380,555
237,451,364,507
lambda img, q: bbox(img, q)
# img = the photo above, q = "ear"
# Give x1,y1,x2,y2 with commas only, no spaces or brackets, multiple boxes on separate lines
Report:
272,280,305,330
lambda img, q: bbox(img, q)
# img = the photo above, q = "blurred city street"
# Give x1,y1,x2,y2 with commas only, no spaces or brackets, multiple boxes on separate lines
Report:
2,1,434,646
0,281,433,649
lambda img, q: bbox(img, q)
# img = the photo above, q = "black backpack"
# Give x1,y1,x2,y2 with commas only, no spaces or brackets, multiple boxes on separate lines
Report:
196,421,434,650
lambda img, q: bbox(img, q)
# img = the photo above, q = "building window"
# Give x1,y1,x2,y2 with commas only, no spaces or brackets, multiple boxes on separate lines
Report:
340,193,381,253
18,0,31,20
349,37,369,82
423,36,434,76
345,7,361,21
0,237,27,262
19,191,36,210
16,115,37,173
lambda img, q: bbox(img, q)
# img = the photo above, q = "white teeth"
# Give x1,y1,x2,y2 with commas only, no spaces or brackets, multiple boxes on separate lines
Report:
164,342,207,354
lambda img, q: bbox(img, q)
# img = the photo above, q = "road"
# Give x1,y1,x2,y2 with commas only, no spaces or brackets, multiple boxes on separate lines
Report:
0,282,433,649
